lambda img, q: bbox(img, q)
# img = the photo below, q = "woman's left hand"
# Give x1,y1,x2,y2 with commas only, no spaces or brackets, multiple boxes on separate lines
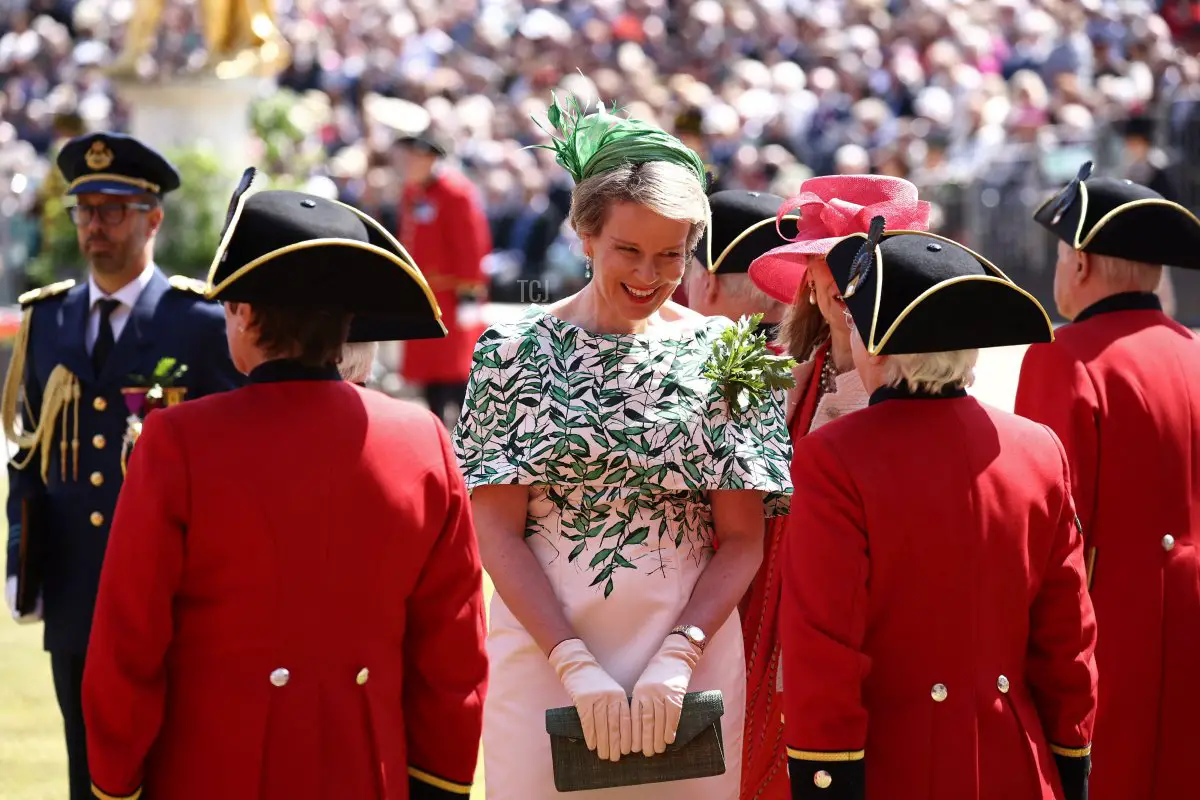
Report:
630,635,701,756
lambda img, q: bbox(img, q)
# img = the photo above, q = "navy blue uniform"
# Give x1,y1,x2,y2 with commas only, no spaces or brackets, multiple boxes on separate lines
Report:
4,267,242,797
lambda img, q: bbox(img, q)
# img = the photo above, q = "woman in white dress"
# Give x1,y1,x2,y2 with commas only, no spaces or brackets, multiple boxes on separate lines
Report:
453,98,793,799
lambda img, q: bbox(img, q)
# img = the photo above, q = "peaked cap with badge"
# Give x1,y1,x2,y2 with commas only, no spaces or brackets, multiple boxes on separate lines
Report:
698,190,799,274
829,217,1053,356
1033,160,1200,269
56,131,181,197
206,168,445,343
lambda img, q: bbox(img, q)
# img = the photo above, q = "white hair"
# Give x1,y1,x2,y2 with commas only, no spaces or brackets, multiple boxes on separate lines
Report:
881,349,979,394
717,273,786,312
339,341,379,384
1090,253,1162,292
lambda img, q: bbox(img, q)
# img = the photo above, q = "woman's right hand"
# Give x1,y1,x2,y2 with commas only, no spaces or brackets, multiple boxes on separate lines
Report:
548,638,633,762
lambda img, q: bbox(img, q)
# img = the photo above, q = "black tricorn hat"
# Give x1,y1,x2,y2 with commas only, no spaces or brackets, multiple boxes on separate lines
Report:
1033,161,1200,269
395,129,451,157
698,190,800,274
1120,114,1156,140
828,217,1053,356
205,168,445,343
674,106,704,136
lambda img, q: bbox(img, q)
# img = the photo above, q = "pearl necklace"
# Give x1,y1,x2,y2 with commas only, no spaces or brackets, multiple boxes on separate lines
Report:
819,351,844,396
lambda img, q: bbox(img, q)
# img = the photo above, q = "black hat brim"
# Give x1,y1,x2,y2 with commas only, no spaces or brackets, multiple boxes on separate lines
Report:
830,231,1054,356
208,241,447,338
1034,180,1200,269
396,134,448,157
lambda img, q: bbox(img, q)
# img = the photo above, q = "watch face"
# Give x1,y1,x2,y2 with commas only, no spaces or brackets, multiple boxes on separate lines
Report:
687,626,705,643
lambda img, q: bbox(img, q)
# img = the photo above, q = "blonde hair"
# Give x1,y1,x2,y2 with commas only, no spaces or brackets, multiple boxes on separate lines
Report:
570,161,708,258
1090,253,1162,292
881,349,979,394
339,341,379,384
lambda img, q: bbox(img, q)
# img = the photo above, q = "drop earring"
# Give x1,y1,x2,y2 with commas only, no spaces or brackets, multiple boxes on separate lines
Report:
584,256,593,281
808,288,817,305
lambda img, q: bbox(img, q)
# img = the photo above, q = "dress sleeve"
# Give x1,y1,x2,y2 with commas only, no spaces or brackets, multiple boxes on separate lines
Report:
452,325,548,489
701,383,794,517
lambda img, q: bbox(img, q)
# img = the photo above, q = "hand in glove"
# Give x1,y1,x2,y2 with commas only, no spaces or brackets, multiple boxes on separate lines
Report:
5,575,43,624
548,638,632,762
630,634,700,756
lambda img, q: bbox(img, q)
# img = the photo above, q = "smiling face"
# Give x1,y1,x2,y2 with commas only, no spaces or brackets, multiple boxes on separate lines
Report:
582,200,690,324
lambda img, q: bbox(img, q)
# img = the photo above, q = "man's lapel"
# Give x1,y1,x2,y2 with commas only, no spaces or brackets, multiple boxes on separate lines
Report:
57,283,93,383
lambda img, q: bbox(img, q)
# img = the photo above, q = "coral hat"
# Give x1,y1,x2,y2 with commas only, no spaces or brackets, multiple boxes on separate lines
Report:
748,175,932,304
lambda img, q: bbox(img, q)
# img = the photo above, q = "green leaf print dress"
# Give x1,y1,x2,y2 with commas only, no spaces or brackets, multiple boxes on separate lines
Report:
453,306,792,799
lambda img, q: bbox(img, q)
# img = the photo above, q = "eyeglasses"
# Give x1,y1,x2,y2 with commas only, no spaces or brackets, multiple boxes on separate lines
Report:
67,201,155,227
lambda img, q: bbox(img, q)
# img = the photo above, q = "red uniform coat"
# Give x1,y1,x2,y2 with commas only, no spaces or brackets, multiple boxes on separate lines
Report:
740,342,830,800
82,361,489,800
782,388,1098,800
398,170,492,385
1015,292,1200,800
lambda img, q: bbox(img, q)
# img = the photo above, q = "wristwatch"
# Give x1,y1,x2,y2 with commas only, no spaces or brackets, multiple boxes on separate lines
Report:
669,624,707,653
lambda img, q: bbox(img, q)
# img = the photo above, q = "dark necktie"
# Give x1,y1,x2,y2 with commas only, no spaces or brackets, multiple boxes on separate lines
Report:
92,298,120,374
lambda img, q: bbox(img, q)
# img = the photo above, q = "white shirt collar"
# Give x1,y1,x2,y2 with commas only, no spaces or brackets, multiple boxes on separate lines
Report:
89,263,156,311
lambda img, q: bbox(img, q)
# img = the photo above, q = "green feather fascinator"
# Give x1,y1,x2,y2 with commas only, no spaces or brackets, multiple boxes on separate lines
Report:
529,91,713,269
530,92,708,189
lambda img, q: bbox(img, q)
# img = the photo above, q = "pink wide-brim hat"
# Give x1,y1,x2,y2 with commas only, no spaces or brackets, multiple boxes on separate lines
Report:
748,175,932,304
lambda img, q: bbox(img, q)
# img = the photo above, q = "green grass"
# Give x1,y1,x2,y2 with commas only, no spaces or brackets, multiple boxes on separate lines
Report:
0,461,490,798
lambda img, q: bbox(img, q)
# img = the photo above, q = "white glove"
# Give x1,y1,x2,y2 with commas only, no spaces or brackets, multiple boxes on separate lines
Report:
5,575,43,624
630,635,700,756
548,638,632,762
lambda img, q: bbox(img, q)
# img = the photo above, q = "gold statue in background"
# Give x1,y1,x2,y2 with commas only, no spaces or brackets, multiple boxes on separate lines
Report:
110,0,290,79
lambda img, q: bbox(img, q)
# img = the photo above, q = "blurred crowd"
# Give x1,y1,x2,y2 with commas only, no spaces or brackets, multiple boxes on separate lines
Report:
1,0,1199,300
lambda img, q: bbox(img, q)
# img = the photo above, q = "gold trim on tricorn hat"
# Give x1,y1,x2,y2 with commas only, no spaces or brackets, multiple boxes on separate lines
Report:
829,217,1053,356
205,168,445,343
1033,160,1200,269
701,190,800,274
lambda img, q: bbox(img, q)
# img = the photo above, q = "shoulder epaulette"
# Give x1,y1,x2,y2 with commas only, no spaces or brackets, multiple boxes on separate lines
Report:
168,274,212,296
17,279,75,307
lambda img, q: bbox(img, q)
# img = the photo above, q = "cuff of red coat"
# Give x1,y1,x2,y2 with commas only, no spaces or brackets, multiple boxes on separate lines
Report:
1050,743,1092,800
91,782,142,800
408,765,473,799
787,748,865,800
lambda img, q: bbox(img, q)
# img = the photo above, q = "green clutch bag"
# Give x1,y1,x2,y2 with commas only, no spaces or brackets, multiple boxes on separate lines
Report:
544,690,726,792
